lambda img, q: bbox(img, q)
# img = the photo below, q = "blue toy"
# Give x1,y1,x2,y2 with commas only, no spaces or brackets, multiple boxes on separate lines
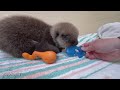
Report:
65,46,86,58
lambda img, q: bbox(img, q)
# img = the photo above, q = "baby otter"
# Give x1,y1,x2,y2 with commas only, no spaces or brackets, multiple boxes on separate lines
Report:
0,15,79,58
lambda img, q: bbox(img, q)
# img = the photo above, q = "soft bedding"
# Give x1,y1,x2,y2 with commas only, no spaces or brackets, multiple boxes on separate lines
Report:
0,33,120,79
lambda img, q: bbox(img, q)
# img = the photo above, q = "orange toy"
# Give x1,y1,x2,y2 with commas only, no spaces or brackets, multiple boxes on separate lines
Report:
22,51,57,64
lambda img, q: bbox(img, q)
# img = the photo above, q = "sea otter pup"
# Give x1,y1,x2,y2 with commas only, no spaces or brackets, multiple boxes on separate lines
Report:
0,15,79,58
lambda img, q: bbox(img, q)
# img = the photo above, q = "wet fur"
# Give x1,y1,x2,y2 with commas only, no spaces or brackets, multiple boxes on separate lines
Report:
0,15,79,58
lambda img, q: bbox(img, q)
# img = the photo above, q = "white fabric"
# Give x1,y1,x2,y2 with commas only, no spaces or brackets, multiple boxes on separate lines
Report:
97,22,120,38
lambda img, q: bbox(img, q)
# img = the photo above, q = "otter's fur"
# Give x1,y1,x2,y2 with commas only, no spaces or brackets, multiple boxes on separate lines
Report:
0,15,79,58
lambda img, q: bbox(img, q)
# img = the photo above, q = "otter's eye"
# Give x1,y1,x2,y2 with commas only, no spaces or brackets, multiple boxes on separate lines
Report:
62,34,68,37
62,34,70,41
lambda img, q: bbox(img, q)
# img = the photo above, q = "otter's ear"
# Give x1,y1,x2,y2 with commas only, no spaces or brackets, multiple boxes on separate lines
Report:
55,31,59,38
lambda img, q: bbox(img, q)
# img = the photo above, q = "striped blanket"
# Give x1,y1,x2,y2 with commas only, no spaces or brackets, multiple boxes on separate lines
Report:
0,33,120,79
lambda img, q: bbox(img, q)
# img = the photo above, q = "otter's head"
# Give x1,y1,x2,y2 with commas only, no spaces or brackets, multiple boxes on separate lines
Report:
50,22,79,49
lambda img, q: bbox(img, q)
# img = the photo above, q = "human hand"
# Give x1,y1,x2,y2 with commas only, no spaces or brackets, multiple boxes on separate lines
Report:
81,38,120,61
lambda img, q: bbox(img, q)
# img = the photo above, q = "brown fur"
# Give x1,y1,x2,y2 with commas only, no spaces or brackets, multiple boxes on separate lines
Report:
0,15,79,58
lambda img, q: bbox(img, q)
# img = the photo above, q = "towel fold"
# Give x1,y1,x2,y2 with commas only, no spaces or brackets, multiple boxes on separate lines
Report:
97,22,120,38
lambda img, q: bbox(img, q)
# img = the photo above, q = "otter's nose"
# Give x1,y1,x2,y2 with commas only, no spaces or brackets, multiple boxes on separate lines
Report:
71,40,78,45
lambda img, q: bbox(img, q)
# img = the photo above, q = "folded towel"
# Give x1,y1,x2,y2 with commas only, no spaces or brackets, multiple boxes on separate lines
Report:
97,22,120,38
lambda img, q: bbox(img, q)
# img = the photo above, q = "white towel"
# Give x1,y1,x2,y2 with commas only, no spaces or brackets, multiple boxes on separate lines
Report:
97,22,120,39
